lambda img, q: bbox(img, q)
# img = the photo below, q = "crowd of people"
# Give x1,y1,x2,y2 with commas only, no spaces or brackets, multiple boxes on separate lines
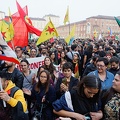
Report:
0,38,120,120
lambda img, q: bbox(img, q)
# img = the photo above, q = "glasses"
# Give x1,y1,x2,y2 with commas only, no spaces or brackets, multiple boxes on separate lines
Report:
96,65,105,68
40,76,47,79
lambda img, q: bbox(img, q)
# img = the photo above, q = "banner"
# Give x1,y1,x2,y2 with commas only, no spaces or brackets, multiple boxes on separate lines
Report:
17,56,60,74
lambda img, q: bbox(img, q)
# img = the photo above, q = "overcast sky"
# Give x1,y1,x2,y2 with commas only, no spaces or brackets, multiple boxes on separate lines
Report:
0,0,120,25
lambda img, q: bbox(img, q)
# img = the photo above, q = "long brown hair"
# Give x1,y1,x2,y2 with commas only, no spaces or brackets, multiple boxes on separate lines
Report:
35,70,50,93
43,56,56,74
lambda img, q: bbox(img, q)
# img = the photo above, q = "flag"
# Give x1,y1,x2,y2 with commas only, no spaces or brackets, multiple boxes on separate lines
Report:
65,24,76,45
49,37,54,43
0,33,19,64
8,6,29,48
93,29,97,38
36,18,59,46
8,8,14,40
16,1,41,36
64,6,69,25
0,20,11,42
115,35,119,41
108,27,112,36
114,17,120,27
98,34,102,40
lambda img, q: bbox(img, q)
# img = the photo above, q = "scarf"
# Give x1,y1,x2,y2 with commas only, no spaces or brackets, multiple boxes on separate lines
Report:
73,60,79,79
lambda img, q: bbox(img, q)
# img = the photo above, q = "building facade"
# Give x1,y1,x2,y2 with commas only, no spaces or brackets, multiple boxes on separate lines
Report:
30,14,60,38
57,15,120,39
43,14,60,27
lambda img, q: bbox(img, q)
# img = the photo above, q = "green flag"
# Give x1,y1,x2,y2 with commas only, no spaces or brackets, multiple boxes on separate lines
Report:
114,17,120,27
115,35,119,41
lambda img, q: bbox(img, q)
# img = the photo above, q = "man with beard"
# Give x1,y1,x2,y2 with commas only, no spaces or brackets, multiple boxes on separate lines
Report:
109,56,120,76
0,61,23,89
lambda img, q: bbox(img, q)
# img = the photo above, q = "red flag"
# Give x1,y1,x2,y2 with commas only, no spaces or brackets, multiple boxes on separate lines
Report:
0,55,20,64
16,1,41,36
50,37,54,43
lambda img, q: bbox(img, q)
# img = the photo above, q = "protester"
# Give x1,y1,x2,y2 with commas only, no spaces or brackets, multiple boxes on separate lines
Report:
83,45,93,69
101,71,120,119
20,59,36,119
0,73,28,120
1,61,24,89
71,53,82,80
30,48,37,58
15,46,29,61
49,51,58,65
43,56,56,84
109,56,120,76
58,50,67,65
24,70,56,120
55,62,78,99
88,57,114,90
53,75,103,120
82,55,99,77
66,44,80,62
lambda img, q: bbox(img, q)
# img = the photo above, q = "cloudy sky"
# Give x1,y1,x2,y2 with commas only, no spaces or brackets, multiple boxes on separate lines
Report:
0,0,120,25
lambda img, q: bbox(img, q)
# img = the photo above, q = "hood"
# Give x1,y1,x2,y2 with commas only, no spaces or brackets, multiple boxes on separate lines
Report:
5,81,16,92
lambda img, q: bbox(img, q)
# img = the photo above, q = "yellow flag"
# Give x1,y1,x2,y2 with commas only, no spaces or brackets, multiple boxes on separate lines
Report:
93,29,97,38
65,24,76,45
8,7,14,40
0,20,11,42
36,18,59,46
64,6,69,25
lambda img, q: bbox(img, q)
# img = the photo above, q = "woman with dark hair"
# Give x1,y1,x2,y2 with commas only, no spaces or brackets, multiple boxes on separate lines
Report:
43,56,57,84
53,75,103,120
49,51,58,65
37,66,45,78
83,45,93,69
58,50,67,65
72,53,82,80
25,70,56,120
101,71,120,119
20,59,36,119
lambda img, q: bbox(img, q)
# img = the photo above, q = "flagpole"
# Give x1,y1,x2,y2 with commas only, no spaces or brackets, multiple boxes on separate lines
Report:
69,21,70,35
10,39,15,51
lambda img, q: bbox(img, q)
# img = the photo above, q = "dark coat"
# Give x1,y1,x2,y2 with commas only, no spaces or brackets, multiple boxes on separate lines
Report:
55,76,79,99
1,68,24,89
31,84,56,120
83,63,97,77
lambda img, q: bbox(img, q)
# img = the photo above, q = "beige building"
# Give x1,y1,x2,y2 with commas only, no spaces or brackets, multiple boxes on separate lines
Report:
30,14,60,38
43,14,60,27
31,14,60,31
3,10,120,40
57,15,120,39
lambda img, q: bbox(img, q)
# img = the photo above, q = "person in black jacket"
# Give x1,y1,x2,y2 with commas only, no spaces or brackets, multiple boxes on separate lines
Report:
53,75,103,120
109,56,120,76
55,62,79,99
1,61,24,89
82,55,99,77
